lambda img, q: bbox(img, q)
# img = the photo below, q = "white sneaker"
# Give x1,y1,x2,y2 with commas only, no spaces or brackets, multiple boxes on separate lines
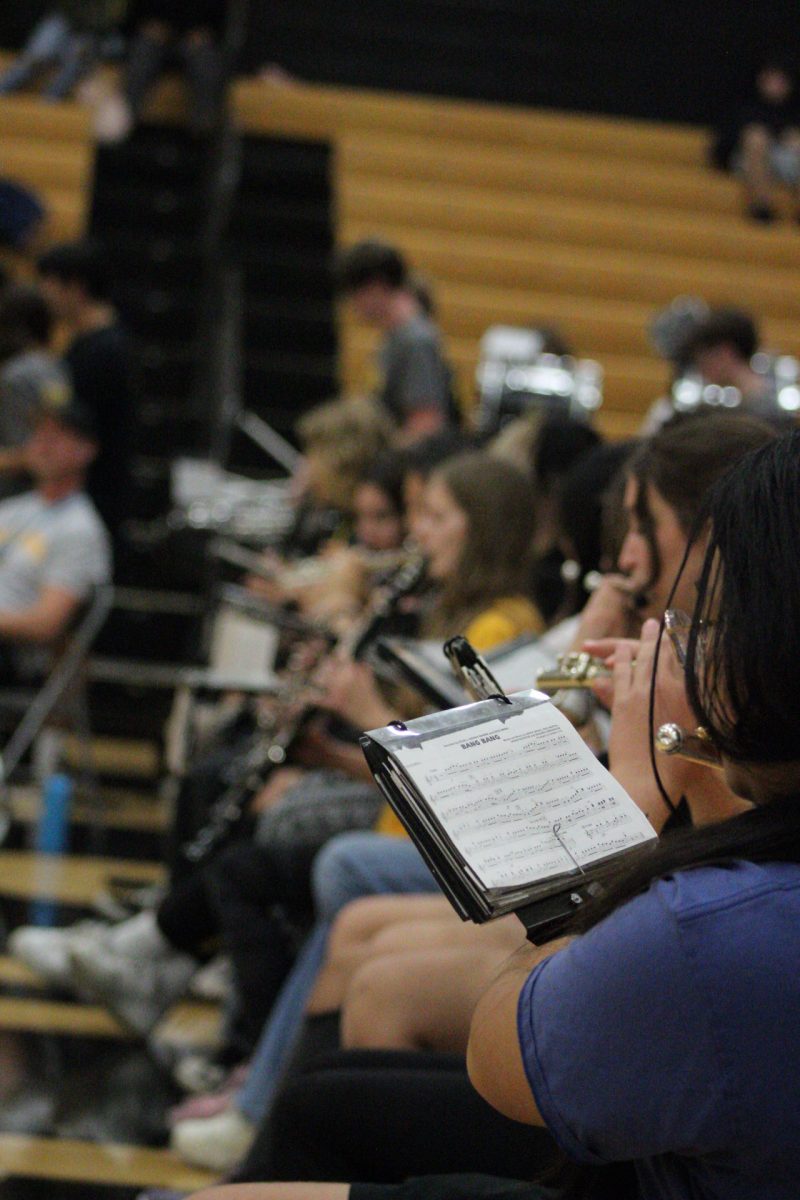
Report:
93,91,133,144
188,955,232,1003
68,939,197,1036
8,921,112,991
170,1104,255,1171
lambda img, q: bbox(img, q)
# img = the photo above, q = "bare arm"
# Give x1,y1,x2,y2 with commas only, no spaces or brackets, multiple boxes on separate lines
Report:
0,585,80,644
467,937,571,1126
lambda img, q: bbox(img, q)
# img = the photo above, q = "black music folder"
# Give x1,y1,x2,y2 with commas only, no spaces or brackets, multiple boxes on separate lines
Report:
360,690,656,935
373,634,555,711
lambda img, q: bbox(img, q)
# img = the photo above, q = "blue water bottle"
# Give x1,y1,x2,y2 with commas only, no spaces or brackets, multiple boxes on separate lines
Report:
30,773,73,927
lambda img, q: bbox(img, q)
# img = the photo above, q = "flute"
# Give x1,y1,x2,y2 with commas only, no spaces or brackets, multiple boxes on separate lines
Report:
655,723,722,769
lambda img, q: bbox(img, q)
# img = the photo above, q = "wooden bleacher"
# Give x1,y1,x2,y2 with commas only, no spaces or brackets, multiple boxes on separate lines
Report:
2,70,799,431
0,850,163,906
231,78,800,435
0,846,221,1188
0,1134,216,1189
0,94,94,244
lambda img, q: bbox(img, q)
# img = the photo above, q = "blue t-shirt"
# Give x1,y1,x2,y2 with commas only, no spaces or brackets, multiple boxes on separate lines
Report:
517,860,800,1200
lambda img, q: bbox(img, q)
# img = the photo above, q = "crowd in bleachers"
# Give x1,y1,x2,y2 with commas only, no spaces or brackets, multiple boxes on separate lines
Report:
0,17,800,1200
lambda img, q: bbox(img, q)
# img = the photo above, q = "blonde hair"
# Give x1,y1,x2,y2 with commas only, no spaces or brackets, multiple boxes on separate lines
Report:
297,396,394,510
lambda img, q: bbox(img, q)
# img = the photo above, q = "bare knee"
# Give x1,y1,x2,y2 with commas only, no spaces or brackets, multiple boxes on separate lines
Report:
341,955,413,1049
327,897,386,962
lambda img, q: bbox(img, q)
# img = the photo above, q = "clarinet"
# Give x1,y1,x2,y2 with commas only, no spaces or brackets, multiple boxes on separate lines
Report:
180,553,426,866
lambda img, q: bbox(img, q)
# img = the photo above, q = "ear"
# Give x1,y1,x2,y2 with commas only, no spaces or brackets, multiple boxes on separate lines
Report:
79,438,99,467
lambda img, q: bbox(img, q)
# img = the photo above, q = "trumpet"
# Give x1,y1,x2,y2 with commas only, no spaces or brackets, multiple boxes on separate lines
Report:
536,652,611,694
655,722,722,768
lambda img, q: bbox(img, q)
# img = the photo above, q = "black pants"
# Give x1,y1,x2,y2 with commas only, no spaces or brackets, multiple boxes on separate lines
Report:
157,838,312,1054
236,1048,560,1184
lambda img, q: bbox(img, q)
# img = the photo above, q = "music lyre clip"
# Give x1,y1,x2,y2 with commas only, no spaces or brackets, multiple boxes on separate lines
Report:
551,821,585,875
443,636,511,705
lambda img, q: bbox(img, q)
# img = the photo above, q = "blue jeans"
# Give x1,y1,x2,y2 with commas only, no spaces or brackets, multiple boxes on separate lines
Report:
236,833,438,1124
0,13,101,99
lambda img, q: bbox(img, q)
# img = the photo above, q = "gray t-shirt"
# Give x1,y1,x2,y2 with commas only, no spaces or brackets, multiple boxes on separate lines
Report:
378,315,454,424
0,490,111,674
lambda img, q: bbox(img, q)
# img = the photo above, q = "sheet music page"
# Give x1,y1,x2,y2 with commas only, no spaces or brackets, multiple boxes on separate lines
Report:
392,700,655,890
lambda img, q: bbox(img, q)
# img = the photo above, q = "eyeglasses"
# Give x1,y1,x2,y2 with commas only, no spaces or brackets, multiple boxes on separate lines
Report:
663,608,713,671
659,610,722,769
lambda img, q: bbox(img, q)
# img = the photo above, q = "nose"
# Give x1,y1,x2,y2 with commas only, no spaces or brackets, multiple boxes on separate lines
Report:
617,530,648,583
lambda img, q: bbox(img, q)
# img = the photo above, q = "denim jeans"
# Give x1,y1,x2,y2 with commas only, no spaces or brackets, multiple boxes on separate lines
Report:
235,833,438,1123
0,12,101,99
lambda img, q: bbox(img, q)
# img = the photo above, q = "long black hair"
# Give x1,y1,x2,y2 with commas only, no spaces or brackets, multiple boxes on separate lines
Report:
580,431,800,932
552,432,800,1200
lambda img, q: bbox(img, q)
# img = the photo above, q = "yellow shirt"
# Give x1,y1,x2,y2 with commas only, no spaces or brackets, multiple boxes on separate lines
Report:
375,595,544,837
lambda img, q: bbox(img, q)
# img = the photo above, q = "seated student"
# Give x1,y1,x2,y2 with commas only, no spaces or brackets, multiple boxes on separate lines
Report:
334,240,457,445
93,0,226,142
0,396,111,682
0,1,126,101
257,408,398,625
190,433,800,1200
711,57,800,222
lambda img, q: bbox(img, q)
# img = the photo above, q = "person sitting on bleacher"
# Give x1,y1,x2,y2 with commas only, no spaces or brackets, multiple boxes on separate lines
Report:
0,1,127,102
711,57,800,223
0,395,111,682
93,0,226,142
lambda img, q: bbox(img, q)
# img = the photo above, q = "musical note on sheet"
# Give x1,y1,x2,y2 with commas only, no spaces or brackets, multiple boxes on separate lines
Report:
394,701,654,890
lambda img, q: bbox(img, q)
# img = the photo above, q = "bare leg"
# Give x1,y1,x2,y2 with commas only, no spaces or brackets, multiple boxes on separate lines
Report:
307,894,455,1013
341,938,520,1054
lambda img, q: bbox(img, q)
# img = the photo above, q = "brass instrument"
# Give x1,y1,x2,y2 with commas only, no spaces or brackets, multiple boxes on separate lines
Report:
536,652,611,694
655,723,722,769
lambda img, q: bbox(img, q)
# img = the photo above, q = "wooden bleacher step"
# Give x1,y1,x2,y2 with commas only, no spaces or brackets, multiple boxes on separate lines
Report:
0,851,164,906
0,956,221,1048
0,994,135,1039
10,784,168,836
0,994,220,1049
232,78,707,167
338,130,742,216
339,176,800,272
338,219,800,320
0,91,94,241
0,1133,216,1189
